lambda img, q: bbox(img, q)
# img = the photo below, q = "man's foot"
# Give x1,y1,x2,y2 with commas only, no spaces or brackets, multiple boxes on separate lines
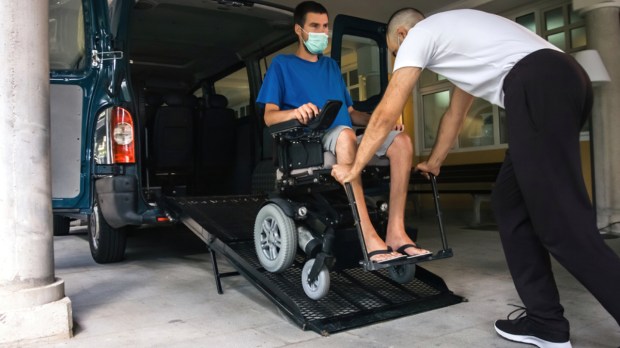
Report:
363,233,402,262
388,243,431,257
494,315,571,348
367,249,406,263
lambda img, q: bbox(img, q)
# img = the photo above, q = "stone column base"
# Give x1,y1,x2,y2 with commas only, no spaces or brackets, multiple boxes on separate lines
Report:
0,280,73,345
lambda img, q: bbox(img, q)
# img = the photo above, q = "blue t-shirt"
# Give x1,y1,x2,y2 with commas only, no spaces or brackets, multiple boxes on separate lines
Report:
256,54,353,128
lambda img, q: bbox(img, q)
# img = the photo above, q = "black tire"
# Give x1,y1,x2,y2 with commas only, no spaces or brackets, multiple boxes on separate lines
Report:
388,263,416,284
88,201,127,263
53,215,71,236
254,203,297,273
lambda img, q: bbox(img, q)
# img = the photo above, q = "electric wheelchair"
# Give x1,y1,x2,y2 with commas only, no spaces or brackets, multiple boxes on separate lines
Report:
253,100,450,300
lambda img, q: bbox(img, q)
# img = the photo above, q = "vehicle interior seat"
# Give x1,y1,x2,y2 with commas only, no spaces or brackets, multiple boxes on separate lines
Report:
137,88,163,191
231,115,255,195
151,93,197,193
196,94,236,195
249,125,278,195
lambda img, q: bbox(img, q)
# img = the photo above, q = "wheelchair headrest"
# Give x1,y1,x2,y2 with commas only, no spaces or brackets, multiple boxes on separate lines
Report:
208,94,229,109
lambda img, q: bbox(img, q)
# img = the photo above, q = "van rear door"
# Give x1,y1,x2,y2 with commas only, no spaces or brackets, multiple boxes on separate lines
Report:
49,0,123,214
331,15,389,111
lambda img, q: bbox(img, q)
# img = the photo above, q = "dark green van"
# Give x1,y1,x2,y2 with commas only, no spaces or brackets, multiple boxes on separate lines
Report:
49,0,389,263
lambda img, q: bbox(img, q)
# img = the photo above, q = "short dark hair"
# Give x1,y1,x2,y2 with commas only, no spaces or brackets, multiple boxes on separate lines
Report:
386,8,425,37
294,1,328,27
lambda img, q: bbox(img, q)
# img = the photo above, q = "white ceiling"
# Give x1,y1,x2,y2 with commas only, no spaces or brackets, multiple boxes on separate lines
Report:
266,0,542,23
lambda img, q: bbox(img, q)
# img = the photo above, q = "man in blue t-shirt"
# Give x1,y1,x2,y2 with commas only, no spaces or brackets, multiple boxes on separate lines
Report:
257,1,430,263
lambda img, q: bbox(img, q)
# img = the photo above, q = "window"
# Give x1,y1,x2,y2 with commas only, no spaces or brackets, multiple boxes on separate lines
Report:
49,0,86,71
516,12,536,32
422,89,450,149
342,69,360,101
514,3,587,53
417,70,508,153
214,67,250,119
340,35,382,103
459,99,495,148
415,1,587,154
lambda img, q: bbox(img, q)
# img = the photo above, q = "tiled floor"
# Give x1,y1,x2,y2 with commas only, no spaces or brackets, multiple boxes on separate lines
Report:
11,212,620,347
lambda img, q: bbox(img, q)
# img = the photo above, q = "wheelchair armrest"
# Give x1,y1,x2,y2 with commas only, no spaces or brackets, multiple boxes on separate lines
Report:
268,119,305,135
267,100,343,136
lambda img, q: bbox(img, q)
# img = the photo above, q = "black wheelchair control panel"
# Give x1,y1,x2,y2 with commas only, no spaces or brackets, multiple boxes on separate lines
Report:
268,100,343,135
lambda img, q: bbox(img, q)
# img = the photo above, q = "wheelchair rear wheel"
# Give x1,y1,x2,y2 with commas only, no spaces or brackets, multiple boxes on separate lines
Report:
254,203,297,273
301,258,330,300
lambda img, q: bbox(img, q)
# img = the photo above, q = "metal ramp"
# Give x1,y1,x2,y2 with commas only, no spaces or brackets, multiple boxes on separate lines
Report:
162,195,464,335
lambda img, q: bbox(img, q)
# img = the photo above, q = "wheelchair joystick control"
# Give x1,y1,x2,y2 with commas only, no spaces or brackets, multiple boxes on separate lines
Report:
298,225,321,258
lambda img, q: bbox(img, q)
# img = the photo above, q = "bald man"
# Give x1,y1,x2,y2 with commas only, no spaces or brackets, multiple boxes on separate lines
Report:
332,8,620,348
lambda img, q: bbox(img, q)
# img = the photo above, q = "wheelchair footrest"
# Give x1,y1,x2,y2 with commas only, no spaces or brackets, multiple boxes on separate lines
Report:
360,248,453,271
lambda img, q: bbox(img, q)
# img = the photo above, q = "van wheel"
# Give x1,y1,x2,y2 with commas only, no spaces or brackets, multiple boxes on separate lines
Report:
388,263,416,284
88,201,127,263
53,215,71,236
254,203,297,273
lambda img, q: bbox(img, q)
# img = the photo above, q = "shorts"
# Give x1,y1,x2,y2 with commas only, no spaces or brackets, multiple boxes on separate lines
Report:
321,125,400,158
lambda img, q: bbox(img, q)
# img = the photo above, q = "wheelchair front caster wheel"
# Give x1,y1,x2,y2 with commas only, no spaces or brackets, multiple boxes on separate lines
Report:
254,203,297,273
301,258,330,300
388,263,416,284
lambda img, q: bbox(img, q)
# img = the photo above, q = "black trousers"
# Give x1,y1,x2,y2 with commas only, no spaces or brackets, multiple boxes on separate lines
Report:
493,49,620,333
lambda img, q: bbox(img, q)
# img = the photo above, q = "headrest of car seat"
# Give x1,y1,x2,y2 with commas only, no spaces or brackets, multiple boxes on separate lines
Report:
208,94,228,109
164,93,197,108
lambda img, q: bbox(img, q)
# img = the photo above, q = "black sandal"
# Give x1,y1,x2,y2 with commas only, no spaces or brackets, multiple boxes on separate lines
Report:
393,244,432,259
367,249,407,263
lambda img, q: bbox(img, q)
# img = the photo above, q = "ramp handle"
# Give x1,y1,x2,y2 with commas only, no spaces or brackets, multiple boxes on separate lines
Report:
429,174,450,251
344,182,370,265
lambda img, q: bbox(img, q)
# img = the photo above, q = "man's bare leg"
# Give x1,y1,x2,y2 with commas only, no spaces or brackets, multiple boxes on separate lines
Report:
384,133,430,255
335,129,401,262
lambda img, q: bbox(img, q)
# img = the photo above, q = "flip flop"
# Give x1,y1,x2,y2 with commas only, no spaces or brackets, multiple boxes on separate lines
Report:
392,244,432,259
367,249,407,263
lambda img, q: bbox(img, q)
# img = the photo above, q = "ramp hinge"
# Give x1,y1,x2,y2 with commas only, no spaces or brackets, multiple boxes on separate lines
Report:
92,50,124,68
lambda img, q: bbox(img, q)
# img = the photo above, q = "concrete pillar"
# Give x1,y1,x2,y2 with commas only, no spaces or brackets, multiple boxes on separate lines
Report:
575,1,620,234
0,2,72,344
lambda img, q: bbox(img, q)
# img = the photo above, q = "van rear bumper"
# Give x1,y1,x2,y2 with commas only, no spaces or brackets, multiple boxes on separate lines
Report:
95,175,157,228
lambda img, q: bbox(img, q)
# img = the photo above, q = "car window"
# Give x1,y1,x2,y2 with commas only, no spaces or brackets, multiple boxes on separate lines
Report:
214,67,250,119
49,0,86,71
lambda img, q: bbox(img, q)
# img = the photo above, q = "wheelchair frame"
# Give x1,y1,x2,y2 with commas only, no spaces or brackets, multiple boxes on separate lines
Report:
255,101,453,300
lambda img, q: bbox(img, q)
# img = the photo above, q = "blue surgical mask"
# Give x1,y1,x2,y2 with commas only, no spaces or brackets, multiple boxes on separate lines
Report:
301,28,328,54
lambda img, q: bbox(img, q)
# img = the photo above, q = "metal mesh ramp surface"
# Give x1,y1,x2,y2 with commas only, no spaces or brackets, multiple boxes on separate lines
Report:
163,196,464,335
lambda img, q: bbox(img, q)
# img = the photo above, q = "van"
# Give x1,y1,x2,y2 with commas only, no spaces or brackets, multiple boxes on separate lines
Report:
49,0,389,263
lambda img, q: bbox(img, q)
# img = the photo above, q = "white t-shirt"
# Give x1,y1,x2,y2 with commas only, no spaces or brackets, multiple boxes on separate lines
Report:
393,9,561,107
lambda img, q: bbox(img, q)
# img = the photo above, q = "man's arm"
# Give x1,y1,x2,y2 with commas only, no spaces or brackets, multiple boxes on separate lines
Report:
333,67,421,183
349,106,370,126
263,102,320,126
416,87,475,176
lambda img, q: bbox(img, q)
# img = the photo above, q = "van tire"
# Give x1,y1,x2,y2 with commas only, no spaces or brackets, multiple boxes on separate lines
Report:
88,201,127,263
53,215,71,236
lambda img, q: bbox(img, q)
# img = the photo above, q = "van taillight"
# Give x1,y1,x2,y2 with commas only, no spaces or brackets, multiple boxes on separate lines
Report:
111,107,135,164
